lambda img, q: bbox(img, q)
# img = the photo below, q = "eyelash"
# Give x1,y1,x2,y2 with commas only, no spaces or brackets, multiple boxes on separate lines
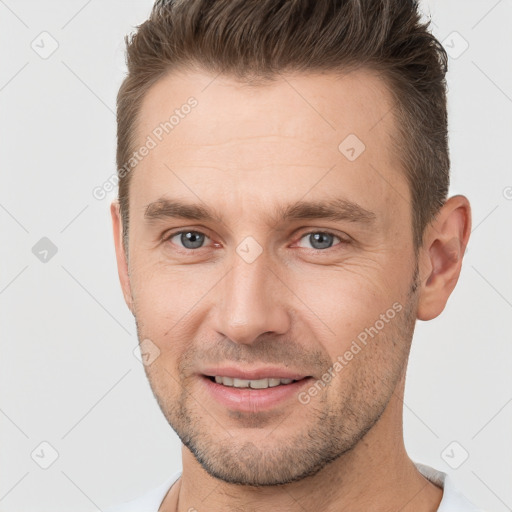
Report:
163,229,348,252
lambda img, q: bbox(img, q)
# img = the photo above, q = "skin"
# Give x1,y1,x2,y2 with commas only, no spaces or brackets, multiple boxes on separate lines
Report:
111,68,471,512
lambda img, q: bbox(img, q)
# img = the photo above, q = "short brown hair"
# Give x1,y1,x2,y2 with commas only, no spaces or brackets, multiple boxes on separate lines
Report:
116,0,449,252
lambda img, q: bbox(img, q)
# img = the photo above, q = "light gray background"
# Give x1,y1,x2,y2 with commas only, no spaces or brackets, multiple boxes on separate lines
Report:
1,1,511,511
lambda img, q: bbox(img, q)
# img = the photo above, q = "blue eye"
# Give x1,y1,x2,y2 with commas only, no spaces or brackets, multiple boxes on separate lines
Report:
169,231,209,250
165,230,345,252
297,232,342,250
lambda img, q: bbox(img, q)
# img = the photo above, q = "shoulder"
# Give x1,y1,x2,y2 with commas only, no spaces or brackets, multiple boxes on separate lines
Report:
95,471,181,512
439,473,487,512
415,462,486,512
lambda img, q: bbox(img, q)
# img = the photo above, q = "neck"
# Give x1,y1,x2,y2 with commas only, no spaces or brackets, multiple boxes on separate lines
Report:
160,375,443,512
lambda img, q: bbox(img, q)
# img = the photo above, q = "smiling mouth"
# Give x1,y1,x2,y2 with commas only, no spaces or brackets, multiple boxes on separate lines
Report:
206,375,309,389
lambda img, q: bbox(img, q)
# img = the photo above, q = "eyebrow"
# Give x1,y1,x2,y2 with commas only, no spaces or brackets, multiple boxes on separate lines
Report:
143,197,376,226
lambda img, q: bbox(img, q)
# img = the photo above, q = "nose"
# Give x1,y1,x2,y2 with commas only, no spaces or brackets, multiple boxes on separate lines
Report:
211,250,291,345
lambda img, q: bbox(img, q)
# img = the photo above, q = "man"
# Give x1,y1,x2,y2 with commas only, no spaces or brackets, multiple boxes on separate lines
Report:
105,0,483,510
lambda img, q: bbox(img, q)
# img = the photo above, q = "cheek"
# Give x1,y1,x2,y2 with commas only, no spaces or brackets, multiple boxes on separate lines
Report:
130,259,209,316
289,262,402,340
130,263,218,359
286,261,414,375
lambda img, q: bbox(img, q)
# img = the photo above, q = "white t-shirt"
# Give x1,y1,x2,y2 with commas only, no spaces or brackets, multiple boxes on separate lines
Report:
102,463,485,512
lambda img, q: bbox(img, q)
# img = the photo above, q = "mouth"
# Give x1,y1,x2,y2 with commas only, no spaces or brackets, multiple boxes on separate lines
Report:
200,369,313,412
206,375,305,389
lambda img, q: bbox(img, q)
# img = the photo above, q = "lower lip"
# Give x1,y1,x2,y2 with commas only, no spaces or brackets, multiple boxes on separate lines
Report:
201,376,312,412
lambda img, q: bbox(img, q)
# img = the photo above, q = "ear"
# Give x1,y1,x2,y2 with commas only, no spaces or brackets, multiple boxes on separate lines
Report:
110,200,134,315
417,195,472,321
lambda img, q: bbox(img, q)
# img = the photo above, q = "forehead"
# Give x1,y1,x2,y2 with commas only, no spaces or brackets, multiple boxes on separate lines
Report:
130,68,409,228
135,67,397,156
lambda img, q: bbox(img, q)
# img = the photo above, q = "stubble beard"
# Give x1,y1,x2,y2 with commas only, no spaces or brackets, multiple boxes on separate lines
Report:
138,263,420,486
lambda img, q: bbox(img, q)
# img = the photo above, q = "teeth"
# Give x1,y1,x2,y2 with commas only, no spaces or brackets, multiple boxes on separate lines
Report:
233,378,250,388
213,376,297,389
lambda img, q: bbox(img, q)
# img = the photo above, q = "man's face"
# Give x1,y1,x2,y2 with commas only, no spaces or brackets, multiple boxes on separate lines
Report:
119,69,420,486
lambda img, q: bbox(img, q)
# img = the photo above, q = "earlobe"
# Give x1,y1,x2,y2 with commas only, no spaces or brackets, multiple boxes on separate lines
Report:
110,200,134,315
416,195,472,321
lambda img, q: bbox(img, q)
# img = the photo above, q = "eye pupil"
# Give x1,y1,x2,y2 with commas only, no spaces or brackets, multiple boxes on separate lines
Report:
309,232,334,249
181,231,204,249
171,231,340,252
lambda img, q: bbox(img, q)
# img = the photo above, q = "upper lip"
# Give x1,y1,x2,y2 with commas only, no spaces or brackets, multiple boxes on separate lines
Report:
201,366,309,380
